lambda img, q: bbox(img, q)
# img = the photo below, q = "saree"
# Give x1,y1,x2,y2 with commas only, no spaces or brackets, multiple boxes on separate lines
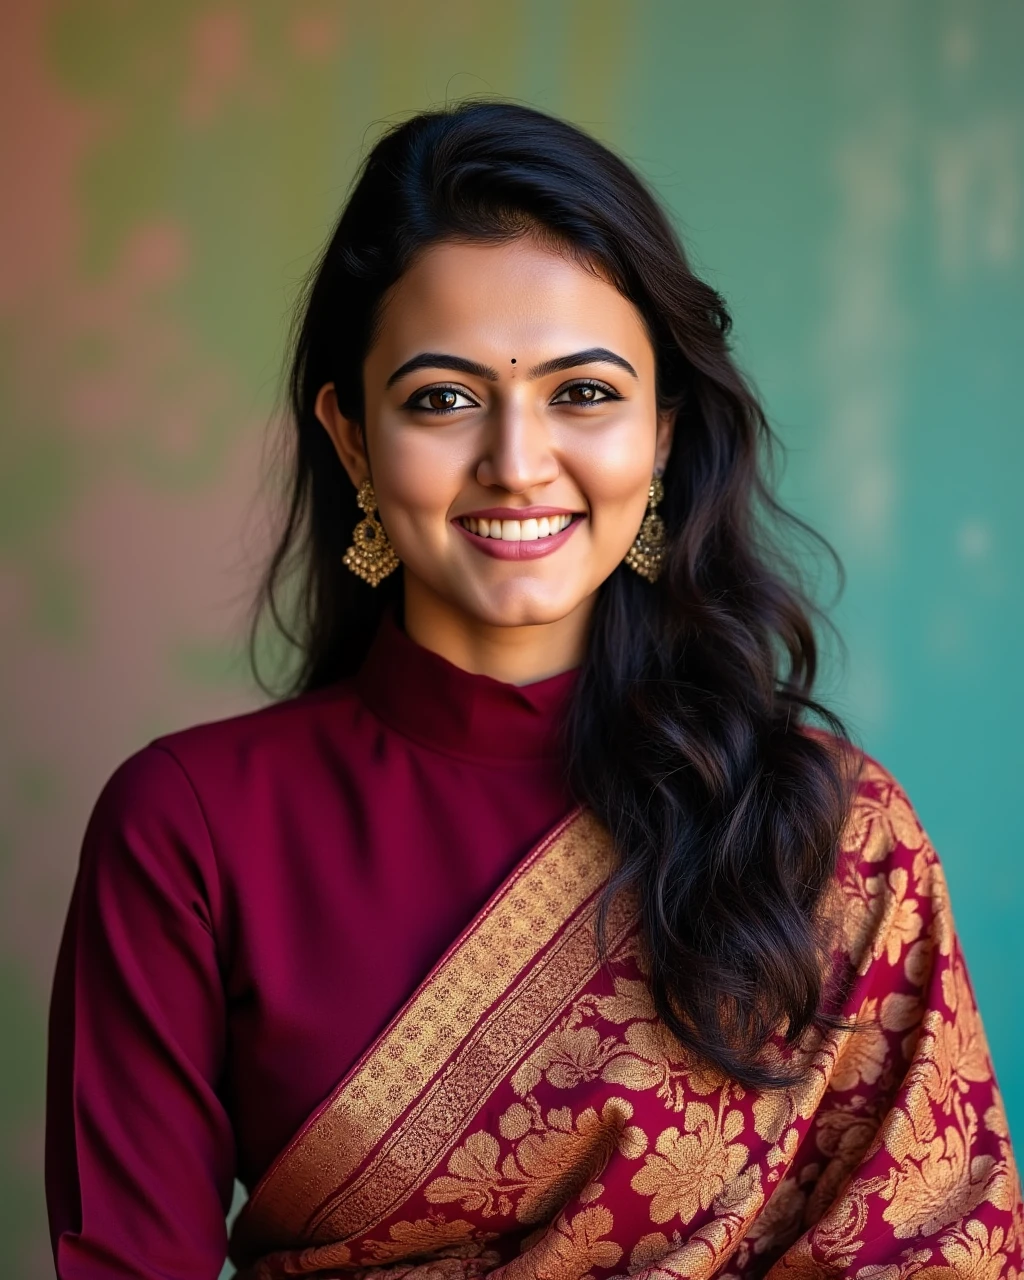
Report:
228,756,1023,1280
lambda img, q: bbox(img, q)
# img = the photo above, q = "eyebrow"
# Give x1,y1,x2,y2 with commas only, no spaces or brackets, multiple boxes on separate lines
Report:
385,352,499,388
385,346,638,389
528,347,638,380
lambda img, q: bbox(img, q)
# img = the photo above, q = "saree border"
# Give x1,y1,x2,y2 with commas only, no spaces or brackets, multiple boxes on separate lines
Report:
231,807,622,1261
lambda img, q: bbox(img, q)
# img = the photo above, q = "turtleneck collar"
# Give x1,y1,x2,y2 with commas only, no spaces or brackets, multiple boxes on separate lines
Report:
353,609,579,765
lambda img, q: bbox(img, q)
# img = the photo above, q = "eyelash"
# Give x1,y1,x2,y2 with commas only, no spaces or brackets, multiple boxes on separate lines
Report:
403,379,622,415
551,379,621,406
402,385,476,415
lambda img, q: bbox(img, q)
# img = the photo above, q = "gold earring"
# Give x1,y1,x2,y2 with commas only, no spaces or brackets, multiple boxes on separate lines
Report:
343,479,399,586
624,473,666,582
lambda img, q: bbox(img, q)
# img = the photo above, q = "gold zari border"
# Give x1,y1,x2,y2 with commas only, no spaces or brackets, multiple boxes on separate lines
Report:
233,808,621,1258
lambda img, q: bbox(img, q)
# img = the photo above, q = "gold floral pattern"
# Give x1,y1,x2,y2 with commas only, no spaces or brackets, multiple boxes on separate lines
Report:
361,1218,497,1264
630,1100,749,1225
232,754,1023,1280
875,1098,998,1237
829,999,890,1093
920,1217,1021,1279
511,978,722,1115
505,1206,623,1280
425,1098,645,1227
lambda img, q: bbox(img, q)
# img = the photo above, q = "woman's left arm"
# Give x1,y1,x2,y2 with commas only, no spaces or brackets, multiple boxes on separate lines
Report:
757,760,1023,1277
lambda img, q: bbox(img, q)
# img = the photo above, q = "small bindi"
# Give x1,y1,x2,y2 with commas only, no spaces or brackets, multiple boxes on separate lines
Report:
510,358,516,364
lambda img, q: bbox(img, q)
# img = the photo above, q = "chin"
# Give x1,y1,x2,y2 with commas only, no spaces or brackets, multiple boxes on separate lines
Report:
464,584,586,630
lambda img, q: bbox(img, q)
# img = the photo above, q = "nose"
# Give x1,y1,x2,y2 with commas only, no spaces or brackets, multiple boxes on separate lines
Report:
474,395,560,494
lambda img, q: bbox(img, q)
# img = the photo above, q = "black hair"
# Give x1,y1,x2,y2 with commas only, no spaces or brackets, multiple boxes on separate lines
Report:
250,100,854,1088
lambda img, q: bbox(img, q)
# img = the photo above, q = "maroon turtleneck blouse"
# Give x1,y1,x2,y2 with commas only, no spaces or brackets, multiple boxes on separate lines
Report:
45,613,578,1279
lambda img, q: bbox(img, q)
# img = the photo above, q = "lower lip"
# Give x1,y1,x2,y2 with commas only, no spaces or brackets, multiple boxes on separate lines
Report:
453,517,583,560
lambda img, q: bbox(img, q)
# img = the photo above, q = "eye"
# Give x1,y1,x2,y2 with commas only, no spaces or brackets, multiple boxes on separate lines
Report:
404,385,479,414
550,380,620,406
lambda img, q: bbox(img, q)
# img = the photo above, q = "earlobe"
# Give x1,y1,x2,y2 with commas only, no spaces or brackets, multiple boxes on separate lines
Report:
314,382,369,488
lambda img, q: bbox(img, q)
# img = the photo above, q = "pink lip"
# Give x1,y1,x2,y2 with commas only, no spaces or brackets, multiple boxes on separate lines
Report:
457,505,580,521
453,514,584,560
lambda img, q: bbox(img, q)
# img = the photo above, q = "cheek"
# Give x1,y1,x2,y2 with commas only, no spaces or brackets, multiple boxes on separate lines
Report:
570,413,658,515
370,425,468,523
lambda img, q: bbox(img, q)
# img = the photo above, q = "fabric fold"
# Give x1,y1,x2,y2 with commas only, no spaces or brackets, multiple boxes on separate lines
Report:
230,757,1023,1280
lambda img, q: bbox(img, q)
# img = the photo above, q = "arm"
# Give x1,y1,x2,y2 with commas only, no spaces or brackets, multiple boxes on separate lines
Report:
752,760,1023,1277
46,744,236,1279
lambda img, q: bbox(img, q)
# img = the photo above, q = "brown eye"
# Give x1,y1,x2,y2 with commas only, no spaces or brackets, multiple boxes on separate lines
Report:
406,386,477,413
551,381,617,406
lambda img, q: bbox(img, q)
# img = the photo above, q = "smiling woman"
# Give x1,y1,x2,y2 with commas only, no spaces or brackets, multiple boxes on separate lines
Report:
312,237,672,672
45,101,1022,1280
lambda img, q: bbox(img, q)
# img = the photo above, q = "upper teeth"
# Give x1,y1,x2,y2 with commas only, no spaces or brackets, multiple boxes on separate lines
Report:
459,514,574,541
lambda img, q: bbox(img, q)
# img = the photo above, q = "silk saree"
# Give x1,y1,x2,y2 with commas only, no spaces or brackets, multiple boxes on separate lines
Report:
228,756,1023,1280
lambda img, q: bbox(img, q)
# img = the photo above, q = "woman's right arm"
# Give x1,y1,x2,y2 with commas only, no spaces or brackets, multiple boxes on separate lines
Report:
46,744,236,1279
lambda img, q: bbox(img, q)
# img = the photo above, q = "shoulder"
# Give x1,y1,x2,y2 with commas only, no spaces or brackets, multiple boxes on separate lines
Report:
90,680,359,821
74,742,222,930
145,680,363,788
82,680,363,886
150,679,361,776
843,748,933,861
87,740,206,840
827,744,955,976
795,727,935,870
798,729,933,863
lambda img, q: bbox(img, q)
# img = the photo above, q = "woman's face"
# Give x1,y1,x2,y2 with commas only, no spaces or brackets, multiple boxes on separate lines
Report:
317,236,674,656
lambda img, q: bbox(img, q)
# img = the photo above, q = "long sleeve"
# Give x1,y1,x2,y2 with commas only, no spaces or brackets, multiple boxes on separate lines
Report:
43,612,578,1274
45,744,237,1279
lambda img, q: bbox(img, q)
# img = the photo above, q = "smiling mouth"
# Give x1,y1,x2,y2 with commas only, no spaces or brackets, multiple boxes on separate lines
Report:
456,513,575,542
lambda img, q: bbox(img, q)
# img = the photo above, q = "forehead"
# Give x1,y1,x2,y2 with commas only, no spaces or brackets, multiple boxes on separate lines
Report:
366,238,654,375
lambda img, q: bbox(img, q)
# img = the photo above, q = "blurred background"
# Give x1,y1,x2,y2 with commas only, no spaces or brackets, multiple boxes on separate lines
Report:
2,1,1022,1275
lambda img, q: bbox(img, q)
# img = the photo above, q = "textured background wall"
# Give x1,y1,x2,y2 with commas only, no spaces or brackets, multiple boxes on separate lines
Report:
2,2,1021,1275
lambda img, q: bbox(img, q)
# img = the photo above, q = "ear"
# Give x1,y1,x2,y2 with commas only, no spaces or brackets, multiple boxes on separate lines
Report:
314,382,369,489
654,407,676,474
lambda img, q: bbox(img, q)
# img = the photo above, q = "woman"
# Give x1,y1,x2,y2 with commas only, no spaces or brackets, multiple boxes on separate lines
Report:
46,101,1021,1280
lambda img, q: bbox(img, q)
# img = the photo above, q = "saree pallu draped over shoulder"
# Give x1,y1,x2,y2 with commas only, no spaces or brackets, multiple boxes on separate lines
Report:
229,760,1024,1280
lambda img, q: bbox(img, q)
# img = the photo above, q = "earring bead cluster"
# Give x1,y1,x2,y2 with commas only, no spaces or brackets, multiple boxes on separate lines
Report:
342,479,400,586
624,473,666,582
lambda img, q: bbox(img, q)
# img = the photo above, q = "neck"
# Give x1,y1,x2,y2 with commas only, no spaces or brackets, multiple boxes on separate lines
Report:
402,577,592,685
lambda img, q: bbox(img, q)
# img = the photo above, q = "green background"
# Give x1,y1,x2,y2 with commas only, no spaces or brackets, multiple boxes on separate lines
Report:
2,3,1021,1274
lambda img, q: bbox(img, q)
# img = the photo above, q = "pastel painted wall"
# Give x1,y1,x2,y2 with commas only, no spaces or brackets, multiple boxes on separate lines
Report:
2,3,1021,1275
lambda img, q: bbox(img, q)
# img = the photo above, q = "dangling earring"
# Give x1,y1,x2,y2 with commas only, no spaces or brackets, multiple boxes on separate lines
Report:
624,472,666,582
343,479,400,586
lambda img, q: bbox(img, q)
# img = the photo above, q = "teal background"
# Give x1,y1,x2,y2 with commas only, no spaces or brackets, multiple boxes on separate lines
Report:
2,3,1020,1274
